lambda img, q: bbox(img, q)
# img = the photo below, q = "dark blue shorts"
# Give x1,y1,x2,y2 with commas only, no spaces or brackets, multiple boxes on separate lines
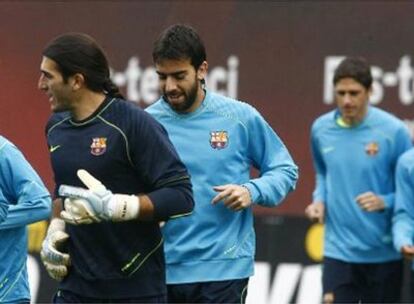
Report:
322,257,403,303
52,289,167,303
167,278,249,303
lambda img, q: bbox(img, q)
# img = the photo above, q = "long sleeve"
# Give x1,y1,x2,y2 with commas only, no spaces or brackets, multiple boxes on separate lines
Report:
382,125,413,209
0,188,9,223
0,138,51,229
129,110,194,220
393,150,414,252
243,109,298,207
310,123,326,204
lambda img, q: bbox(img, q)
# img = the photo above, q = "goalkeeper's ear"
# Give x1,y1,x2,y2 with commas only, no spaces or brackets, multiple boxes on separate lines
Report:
77,169,106,191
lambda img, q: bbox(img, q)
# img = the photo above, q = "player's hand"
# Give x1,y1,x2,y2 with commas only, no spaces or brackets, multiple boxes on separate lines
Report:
355,192,385,212
211,184,252,211
60,197,101,225
59,169,140,224
40,218,71,281
401,245,414,260
305,202,325,223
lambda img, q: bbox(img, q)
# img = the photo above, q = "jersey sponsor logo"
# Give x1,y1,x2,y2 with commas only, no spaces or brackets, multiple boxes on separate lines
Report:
90,137,107,156
49,145,61,152
210,131,229,149
365,142,379,156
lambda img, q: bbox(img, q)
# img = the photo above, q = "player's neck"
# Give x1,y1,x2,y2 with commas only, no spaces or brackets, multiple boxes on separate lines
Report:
187,88,206,113
337,113,366,128
71,90,107,121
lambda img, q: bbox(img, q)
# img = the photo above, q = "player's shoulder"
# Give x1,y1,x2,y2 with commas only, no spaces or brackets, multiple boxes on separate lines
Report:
102,97,158,125
45,111,71,134
398,148,414,165
0,135,21,159
311,110,336,132
0,135,7,147
0,135,12,150
145,99,165,118
369,106,407,131
105,97,143,115
206,90,262,123
208,90,257,112
370,106,403,124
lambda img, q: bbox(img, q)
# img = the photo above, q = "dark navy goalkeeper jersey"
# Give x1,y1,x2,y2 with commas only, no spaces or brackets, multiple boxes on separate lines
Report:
45,96,193,299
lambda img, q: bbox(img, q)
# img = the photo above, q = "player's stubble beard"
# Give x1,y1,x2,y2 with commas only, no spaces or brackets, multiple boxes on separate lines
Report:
163,76,200,113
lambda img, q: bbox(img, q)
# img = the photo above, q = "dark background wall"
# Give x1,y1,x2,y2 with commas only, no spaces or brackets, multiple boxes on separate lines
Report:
4,2,414,303
2,2,414,215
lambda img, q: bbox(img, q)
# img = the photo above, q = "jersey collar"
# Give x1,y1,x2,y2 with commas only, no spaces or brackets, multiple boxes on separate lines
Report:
70,95,115,125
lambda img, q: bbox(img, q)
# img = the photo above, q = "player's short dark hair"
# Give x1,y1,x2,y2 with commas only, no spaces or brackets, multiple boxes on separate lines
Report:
43,32,123,98
152,24,207,70
333,57,373,90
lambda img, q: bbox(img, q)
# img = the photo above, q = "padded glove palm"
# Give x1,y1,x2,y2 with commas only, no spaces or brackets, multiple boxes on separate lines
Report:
40,218,70,281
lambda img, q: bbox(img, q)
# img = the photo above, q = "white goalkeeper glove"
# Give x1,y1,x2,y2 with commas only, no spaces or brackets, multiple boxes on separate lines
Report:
59,169,140,224
40,218,71,281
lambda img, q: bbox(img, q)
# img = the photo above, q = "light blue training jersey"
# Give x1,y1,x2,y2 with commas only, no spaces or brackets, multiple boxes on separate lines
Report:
146,90,298,283
311,107,412,263
392,148,414,268
0,136,51,303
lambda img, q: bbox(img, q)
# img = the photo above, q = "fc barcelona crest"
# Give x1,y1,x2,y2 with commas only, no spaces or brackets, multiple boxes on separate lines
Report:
365,142,379,156
90,137,107,156
210,131,228,149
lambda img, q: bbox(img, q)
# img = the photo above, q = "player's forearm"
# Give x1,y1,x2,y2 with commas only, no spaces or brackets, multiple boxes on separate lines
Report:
0,189,9,223
312,173,327,203
147,181,194,221
249,163,298,207
135,195,154,221
378,192,395,209
52,198,63,218
0,194,51,229
392,212,414,252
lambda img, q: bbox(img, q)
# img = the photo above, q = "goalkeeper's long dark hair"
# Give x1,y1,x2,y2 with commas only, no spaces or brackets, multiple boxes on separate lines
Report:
43,33,123,99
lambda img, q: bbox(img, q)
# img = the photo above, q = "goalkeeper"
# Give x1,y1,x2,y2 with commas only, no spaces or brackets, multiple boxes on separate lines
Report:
38,33,194,303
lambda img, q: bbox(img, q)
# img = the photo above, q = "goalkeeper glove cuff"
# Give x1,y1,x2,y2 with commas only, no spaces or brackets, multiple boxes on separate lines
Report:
108,194,140,221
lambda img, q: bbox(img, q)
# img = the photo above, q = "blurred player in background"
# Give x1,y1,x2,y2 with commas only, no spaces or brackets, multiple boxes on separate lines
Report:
0,135,51,303
38,33,194,303
305,57,412,303
146,24,298,303
392,147,414,302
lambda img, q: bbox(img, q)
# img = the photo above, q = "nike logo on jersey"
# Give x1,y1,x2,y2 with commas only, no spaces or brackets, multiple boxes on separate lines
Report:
321,146,335,154
49,145,61,152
